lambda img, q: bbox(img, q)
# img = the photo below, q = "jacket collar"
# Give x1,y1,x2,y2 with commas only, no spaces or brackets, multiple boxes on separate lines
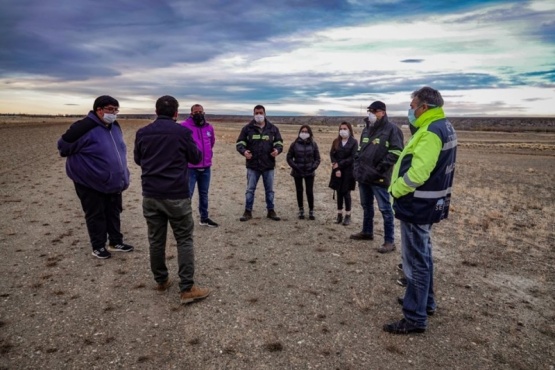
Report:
413,107,446,129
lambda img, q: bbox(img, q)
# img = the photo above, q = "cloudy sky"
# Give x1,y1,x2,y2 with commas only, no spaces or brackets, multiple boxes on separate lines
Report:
1,0,554,117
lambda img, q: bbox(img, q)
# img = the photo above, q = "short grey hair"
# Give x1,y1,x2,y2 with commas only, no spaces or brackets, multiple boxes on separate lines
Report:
411,86,444,107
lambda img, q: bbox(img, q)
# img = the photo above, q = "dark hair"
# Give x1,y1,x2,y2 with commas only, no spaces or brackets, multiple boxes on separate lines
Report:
190,104,203,113
253,105,266,113
93,95,119,111
411,86,444,107
332,121,353,150
156,95,179,117
298,124,313,139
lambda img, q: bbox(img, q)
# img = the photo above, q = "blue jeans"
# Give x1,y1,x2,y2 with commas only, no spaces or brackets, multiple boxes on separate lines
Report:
245,168,275,211
142,197,195,292
400,221,436,328
359,183,395,243
189,168,211,220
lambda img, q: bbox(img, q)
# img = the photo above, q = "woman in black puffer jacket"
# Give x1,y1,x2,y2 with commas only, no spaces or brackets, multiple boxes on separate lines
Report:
286,125,321,220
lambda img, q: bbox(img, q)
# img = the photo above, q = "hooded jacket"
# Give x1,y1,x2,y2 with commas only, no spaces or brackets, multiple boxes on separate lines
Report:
236,119,283,172
353,115,404,187
57,111,130,194
181,116,215,169
389,107,457,224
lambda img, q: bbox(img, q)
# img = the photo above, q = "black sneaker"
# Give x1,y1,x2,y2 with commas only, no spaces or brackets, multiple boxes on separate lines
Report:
108,243,134,252
200,218,219,227
308,210,315,220
92,248,111,259
298,208,305,220
383,318,426,334
397,263,403,272
396,277,408,287
342,214,351,226
397,297,435,316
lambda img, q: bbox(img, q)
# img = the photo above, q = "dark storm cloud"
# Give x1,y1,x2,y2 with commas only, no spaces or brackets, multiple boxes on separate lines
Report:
400,59,424,63
0,0,356,80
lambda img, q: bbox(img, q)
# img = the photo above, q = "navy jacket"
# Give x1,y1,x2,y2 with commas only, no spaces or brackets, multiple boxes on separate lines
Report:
57,112,130,194
134,116,202,199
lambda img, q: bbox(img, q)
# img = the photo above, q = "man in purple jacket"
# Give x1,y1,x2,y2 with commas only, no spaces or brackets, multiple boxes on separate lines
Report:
58,95,134,259
181,104,218,227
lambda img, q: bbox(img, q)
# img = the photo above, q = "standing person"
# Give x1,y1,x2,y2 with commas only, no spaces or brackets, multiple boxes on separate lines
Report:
236,105,284,222
286,125,321,220
352,101,404,253
181,104,218,227
134,95,210,305
328,122,358,226
383,86,457,334
57,95,133,259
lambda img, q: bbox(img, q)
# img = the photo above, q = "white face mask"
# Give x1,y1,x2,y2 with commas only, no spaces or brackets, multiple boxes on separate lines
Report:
103,113,117,124
299,132,310,140
339,129,349,138
367,112,377,124
254,114,265,124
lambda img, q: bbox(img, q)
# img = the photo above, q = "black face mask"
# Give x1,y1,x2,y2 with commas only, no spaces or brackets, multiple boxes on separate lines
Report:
192,113,205,126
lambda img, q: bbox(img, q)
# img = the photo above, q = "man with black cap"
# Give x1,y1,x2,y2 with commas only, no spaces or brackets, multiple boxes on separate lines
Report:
352,101,404,253
58,95,134,259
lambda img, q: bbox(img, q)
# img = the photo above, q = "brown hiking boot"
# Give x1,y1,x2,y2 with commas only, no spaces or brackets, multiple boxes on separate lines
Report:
350,232,374,240
156,279,173,292
377,242,396,253
180,285,211,304
267,209,281,221
240,210,252,222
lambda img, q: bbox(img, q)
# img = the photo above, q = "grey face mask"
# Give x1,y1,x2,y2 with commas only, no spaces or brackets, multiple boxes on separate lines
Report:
103,113,117,124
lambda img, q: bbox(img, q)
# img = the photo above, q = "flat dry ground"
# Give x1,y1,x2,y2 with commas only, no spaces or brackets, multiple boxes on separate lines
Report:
0,117,553,369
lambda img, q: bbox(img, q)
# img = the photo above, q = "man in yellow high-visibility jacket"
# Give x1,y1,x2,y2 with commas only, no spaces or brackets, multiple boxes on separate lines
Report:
383,86,457,334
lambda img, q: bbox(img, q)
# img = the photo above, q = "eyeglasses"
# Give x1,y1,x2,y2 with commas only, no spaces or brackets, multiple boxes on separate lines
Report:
367,109,381,113
103,106,119,113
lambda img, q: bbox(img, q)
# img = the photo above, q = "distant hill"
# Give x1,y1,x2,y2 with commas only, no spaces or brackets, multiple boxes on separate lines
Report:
1,114,554,132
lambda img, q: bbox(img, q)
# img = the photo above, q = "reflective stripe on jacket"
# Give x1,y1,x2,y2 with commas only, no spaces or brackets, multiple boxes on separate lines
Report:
236,119,283,172
354,115,404,188
389,107,457,224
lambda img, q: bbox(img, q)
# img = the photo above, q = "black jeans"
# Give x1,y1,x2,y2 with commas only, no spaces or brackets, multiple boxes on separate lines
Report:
142,197,195,292
74,182,123,251
294,176,315,210
336,190,352,212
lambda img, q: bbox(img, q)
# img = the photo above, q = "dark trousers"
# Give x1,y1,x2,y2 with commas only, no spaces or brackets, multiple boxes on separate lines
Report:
74,182,123,251
142,197,195,292
336,190,352,212
294,176,315,210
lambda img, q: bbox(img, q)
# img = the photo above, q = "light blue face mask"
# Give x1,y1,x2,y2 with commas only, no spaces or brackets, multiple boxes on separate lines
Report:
408,103,436,124
407,108,417,125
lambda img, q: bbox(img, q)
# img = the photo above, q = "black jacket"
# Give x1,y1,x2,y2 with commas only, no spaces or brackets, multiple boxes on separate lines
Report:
329,136,358,192
286,137,321,177
354,115,404,187
134,116,202,199
236,119,284,172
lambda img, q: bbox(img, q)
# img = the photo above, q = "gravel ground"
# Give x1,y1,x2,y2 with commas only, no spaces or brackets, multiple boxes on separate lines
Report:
0,118,554,369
